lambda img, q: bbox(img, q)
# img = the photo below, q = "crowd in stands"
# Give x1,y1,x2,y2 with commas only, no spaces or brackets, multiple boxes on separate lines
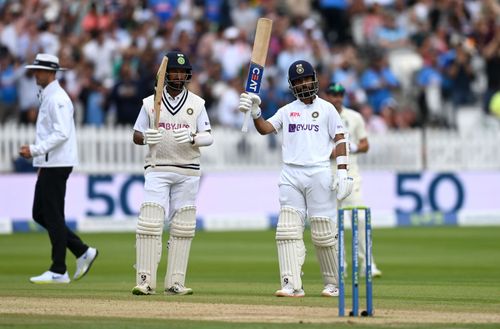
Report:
1,0,500,134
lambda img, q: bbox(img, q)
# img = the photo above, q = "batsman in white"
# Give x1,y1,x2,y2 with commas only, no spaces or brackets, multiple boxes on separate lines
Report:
131,51,213,295
325,83,382,278
239,60,354,297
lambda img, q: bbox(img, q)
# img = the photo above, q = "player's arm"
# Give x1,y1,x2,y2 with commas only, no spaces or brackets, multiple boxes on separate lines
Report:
133,130,145,145
132,105,163,146
333,133,348,170
351,137,369,154
350,113,369,154
173,106,214,146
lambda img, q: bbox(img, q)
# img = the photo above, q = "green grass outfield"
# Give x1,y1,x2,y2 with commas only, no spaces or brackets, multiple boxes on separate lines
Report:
1,226,500,328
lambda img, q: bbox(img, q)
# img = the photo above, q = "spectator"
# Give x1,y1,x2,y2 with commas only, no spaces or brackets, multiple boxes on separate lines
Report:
217,26,251,80
106,63,146,125
359,103,388,134
445,43,475,124
16,68,39,125
481,19,500,115
360,52,399,114
0,48,18,123
416,52,446,126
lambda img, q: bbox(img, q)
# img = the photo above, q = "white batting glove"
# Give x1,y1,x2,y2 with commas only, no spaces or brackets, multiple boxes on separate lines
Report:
238,93,261,119
173,127,195,144
144,128,164,145
331,169,354,201
349,142,358,153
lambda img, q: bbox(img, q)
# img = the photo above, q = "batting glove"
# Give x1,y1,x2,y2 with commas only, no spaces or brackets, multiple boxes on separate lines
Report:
238,93,261,119
331,169,354,201
144,128,163,145
173,127,195,144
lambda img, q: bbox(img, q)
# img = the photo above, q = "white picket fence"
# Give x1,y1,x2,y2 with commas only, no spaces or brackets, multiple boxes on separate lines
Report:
1,123,500,173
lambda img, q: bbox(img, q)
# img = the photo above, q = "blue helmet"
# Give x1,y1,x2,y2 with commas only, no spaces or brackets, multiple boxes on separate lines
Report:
164,51,192,90
287,60,319,100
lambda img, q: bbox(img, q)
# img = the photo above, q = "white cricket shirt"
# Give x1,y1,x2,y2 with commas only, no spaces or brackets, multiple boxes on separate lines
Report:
339,107,367,175
268,96,345,167
30,80,78,167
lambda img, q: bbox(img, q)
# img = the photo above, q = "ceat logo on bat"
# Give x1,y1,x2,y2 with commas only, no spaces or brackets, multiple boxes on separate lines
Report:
245,62,264,94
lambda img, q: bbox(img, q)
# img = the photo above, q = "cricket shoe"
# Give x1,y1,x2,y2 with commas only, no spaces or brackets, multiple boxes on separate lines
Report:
321,284,339,297
165,283,193,296
132,282,155,295
360,265,383,278
372,266,383,278
275,283,305,297
30,271,70,284
74,247,98,280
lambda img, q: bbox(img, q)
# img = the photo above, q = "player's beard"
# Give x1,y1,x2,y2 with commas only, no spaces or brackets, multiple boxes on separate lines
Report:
166,79,185,91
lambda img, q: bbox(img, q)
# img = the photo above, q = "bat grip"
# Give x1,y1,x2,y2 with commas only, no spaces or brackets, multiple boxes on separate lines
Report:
241,110,251,133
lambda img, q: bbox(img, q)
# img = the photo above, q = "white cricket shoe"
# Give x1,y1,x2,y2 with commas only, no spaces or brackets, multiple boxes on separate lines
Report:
321,284,339,297
360,265,383,278
372,265,383,278
74,247,98,280
30,271,70,284
165,282,193,296
132,282,155,295
274,283,305,297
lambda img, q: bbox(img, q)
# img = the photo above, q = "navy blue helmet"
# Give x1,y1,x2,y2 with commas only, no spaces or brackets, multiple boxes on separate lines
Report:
287,60,319,100
164,51,192,90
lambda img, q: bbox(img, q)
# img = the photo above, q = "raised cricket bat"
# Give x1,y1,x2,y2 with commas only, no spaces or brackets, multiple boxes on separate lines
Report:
151,56,168,167
241,18,273,133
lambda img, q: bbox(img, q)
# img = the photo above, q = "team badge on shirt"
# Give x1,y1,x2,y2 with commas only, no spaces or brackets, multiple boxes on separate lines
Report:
187,108,194,115
312,111,319,118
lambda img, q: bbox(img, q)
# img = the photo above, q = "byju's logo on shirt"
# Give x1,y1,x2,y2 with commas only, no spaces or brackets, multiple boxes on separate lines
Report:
288,124,319,132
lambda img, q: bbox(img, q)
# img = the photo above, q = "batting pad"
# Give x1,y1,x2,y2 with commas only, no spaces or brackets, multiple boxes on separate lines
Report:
310,216,339,285
165,206,196,288
275,207,305,290
136,202,165,289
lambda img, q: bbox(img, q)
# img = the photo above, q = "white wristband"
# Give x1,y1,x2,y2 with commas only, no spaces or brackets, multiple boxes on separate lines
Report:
334,138,347,147
336,155,348,165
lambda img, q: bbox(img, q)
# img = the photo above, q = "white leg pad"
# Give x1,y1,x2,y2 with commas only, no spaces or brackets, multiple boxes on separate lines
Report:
275,207,305,290
310,216,339,286
165,206,196,289
136,202,165,290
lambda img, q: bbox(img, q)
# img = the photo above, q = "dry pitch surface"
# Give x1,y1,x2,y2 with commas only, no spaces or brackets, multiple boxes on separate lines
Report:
2,296,500,325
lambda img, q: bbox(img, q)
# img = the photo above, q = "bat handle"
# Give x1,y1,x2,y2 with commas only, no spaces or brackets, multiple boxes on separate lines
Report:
151,145,157,168
241,110,251,133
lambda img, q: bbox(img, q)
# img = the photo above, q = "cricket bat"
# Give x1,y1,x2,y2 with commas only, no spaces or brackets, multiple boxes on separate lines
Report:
241,18,273,133
151,56,168,167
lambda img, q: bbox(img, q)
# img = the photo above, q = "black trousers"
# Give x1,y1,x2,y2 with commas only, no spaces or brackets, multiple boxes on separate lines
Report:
32,167,88,274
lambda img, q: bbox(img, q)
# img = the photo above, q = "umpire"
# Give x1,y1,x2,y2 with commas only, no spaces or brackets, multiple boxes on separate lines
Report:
19,53,98,284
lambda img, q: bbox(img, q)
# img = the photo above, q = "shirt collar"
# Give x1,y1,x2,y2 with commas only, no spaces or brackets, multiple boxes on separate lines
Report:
165,88,186,101
41,80,60,99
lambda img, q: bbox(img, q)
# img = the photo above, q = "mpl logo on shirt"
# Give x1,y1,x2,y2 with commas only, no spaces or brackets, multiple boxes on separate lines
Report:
288,124,319,132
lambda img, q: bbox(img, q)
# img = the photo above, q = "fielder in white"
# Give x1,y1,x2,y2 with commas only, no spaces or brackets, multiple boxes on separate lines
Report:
131,51,213,295
325,83,382,277
239,60,354,297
